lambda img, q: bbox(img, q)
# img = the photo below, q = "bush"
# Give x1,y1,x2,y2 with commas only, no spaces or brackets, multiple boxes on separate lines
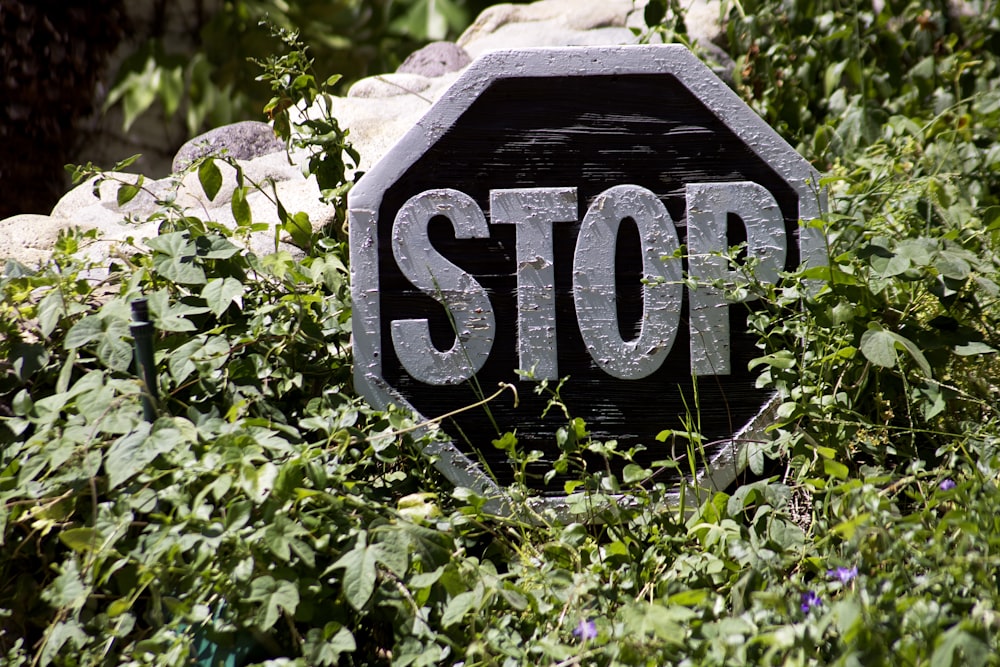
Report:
3,0,1000,665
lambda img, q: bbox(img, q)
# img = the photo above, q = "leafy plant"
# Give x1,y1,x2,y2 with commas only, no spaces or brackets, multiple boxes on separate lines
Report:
102,0,526,138
4,1,1000,665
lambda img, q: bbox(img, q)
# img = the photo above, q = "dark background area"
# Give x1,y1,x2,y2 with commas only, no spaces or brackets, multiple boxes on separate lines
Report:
1,0,127,219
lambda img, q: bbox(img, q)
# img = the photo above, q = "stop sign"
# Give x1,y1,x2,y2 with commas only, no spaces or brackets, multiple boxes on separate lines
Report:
349,45,824,513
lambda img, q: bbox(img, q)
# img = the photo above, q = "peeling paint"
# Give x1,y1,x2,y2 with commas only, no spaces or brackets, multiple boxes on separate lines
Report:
348,45,827,516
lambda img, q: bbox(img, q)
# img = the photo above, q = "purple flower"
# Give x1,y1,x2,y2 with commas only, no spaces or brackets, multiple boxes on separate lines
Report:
800,590,822,613
827,566,858,584
573,619,597,640
939,479,957,491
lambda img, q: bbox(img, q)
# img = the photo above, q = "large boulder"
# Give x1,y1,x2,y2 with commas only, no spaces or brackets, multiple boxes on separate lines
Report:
171,120,286,173
396,41,472,77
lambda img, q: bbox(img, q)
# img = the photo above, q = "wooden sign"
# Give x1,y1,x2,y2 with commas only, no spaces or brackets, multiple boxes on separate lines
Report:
349,45,825,514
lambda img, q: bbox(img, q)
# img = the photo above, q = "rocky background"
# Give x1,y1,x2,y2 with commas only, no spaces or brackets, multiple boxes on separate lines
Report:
0,0,723,267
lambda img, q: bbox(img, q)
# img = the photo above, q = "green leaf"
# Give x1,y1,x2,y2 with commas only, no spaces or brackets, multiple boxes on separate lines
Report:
918,381,947,420
195,233,240,259
776,401,799,420
145,231,195,257
644,0,667,26
874,252,911,278
64,315,105,349
332,540,378,611
248,576,300,631
43,559,89,610
304,625,356,666
824,60,849,97
37,289,66,338
499,585,529,611
896,239,934,266
408,567,444,590
262,515,312,567
832,599,863,643
264,523,292,561
622,464,648,484
117,178,142,207
96,320,133,372
198,158,223,201
146,291,210,331
39,619,87,667
955,341,997,355
831,512,871,540
105,424,179,488
167,339,198,383
12,389,33,417
113,154,142,171
372,527,411,578
59,527,100,553
108,598,132,618
118,66,158,132
620,602,685,644
831,301,855,326
289,534,316,569
201,277,244,317
824,458,849,480
442,589,480,628
224,502,251,533
745,440,766,475
666,589,710,606
935,251,972,280
861,325,933,375
158,63,184,117
147,232,206,284
284,211,313,249
231,186,252,227
10,341,48,383
749,351,796,370
240,461,278,504
152,255,207,286
893,331,932,377
64,315,132,371
327,627,357,655
931,625,990,667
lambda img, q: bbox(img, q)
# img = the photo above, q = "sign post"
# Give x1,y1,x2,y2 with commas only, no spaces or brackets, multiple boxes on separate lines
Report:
349,45,825,515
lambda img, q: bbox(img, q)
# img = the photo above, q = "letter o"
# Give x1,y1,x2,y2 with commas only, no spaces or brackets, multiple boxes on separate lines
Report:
572,185,683,379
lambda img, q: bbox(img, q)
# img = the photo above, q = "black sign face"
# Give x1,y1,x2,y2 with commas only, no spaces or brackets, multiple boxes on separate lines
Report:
349,46,824,512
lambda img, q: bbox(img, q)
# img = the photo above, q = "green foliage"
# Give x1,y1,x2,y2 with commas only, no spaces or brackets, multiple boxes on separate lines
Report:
103,0,522,137
722,0,1000,166
4,0,1000,665
255,24,360,235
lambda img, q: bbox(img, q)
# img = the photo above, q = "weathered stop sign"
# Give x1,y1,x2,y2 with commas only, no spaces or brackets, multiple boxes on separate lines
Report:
349,45,824,513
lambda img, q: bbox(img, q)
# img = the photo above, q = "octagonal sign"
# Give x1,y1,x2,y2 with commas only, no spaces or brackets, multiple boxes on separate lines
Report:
349,45,825,514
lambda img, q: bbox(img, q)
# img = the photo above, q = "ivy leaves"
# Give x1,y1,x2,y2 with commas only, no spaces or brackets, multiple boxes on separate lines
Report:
65,312,132,371
860,325,932,375
145,231,240,286
331,536,379,611
248,576,301,631
6,1,1000,665
104,422,178,489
